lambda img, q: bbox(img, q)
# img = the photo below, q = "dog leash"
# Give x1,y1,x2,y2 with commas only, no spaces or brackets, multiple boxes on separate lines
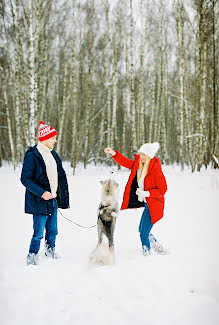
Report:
58,208,97,229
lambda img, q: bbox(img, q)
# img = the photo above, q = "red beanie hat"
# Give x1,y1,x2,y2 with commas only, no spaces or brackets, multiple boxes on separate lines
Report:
38,120,57,142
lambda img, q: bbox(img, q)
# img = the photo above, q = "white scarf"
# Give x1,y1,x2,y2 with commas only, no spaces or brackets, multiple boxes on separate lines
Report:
137,164,146,202
37,142,58,198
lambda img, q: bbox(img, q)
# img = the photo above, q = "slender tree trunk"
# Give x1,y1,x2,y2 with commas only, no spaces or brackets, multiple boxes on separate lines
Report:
122,3,129,155
196,0,208,170
4,91,15,168
28,0,36,146
57,60,68,154
130,0,137,153
84,0,95,168
200,2,208,167
104,1,113,163
111,32,118,149
154,17,163,143
71,0,78,174
10,0,23,160
212,0,219,164
40,31,49,120
175,0,185,168
148,20,159,144
138,0,148,145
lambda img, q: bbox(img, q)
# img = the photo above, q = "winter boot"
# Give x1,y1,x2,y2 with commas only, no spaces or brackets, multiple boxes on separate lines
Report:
142,245,151,256
45,245,60,259
26,253,38,266
149,234,166,255
154,245,166,255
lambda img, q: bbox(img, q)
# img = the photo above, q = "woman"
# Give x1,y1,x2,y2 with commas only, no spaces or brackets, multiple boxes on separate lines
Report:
104,143,167,256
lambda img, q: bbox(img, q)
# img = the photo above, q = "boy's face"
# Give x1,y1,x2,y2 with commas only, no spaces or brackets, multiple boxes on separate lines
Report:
42,136,57,149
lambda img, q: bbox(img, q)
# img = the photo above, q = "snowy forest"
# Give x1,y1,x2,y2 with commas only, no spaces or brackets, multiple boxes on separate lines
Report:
0,0,218,172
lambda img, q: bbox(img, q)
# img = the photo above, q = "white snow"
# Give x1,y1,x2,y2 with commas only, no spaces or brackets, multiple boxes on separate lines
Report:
0,162,219,325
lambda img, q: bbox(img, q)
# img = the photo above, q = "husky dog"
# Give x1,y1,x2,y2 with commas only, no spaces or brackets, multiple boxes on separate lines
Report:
90,179,119,265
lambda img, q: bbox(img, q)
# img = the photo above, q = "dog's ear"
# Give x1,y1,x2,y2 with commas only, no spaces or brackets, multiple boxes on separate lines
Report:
100,181,104,186
113,181,119,187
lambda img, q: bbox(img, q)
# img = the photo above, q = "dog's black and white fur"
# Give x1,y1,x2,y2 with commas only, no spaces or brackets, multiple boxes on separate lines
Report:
90,179,119,265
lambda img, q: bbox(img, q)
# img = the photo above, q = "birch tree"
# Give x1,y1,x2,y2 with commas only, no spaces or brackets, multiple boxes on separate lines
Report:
4,90,15,168
71,0,79,174
175,1,194,169
195,0,208,170
9,0,23,160
211,0,219,165
28,0,36,146
138,0,148,145
129,0,137,153
104,1,113,163
83,0,95,168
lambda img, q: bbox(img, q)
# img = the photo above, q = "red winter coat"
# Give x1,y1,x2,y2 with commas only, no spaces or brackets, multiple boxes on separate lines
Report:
113,151,167,224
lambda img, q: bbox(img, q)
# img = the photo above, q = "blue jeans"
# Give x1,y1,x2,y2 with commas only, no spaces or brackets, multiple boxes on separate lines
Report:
29,199,58,255
139,203,153,249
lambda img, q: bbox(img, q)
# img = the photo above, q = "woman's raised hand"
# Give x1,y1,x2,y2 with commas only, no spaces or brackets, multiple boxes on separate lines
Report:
104,147,116,156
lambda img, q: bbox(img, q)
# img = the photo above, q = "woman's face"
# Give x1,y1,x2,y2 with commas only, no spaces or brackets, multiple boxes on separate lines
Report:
139,152,150,163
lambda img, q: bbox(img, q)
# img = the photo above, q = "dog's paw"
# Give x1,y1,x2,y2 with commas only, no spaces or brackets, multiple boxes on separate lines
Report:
89,254,97,264
89,243,115,266
107,251,115,265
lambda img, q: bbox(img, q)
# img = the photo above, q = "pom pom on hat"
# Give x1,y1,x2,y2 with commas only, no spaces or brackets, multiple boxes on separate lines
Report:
138,142,160,159
38,120,57,142
39,120,44,127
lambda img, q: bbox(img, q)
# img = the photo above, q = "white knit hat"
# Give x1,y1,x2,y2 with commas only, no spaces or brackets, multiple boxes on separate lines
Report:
138,142,160,159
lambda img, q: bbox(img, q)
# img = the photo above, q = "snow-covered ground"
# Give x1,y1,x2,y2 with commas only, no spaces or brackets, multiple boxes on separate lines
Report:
0,162,219,325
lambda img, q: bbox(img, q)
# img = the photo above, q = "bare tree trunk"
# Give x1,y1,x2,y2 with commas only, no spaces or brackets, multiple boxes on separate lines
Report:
212,0,219,165
28,0,36,146
159,14,168,163
4,91,15,168
40,32,49,120
104,1,113,164
84,0,95,168
196,0,208,170
122,2,129,156
57,60,68,154
148,19,159,144
175,0,185,168
154,16,163,143
111,8,119,150
200,2,208,167
71,0,78,174
130,0,137,153
138,0,148,145
10,0,23,160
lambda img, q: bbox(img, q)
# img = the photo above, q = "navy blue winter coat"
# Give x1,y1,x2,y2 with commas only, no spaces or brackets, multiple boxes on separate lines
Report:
21,145,70,215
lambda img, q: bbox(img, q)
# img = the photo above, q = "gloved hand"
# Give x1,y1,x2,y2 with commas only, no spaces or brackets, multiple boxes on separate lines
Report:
136,188,150,202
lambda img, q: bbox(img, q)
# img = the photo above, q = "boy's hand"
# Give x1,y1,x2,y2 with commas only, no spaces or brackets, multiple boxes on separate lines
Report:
41,191,53,200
